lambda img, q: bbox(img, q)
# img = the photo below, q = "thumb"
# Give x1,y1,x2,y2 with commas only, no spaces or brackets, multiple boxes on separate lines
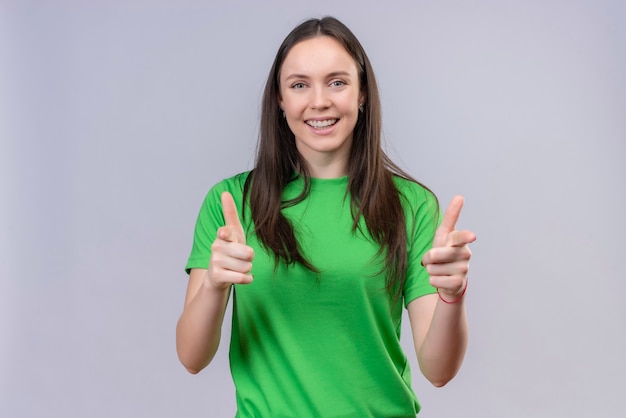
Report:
433,195,464,248
221,191,245,244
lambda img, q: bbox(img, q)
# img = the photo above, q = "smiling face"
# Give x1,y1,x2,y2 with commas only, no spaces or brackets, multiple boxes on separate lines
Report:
278,36,363,178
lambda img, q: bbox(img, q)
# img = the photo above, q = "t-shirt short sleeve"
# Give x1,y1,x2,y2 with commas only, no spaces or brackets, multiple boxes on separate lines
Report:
399,181,441,307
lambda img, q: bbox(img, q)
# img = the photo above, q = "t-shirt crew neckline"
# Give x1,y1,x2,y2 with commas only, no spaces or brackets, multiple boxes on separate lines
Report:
292,175,349,190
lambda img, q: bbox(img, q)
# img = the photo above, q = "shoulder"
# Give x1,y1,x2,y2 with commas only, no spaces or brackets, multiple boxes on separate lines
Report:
202,171,251,201
392,175,438,214
392,176,440,251
197,171,252,214
208,171,251,195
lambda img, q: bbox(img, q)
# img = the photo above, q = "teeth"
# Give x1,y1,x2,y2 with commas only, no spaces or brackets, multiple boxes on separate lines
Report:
307,119,337,128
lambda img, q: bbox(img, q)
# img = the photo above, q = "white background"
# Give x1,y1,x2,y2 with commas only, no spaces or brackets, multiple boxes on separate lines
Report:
1,0,625,417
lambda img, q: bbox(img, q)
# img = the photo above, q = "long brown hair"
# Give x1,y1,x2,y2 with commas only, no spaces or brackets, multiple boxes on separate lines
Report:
244,16,436,302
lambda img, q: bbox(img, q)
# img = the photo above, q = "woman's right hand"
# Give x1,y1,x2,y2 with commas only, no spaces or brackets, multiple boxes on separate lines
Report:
206,192,255,290
177,191,253,373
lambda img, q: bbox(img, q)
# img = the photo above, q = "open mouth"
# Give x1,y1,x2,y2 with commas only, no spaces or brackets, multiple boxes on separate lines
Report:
306,119,338,129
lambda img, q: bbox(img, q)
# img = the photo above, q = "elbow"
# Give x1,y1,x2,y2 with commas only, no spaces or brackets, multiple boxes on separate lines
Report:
178,352,212,375
421,367,458,388
178,355,209,375
176,332,214,375
418,353,465,388
430,377,452,388
176,346,211,375
183,364,203,375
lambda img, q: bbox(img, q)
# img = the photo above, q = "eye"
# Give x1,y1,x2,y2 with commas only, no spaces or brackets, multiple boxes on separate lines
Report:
291,82,306,89
330,80,346,87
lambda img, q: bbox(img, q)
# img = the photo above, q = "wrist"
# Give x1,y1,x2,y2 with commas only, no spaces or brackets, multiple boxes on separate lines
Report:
202,271,232,293
437,278,468,304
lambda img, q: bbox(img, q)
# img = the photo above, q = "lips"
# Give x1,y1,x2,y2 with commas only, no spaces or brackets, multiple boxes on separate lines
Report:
305,119,338,129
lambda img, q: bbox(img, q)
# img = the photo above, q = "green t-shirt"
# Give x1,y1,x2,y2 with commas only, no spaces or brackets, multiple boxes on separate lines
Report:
186,172,439,417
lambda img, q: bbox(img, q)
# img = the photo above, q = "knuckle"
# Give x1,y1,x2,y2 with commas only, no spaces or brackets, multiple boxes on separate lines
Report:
429,276,442,288
235,273,251,284
209,251,223,264
211,240,223,252
423,249,436,262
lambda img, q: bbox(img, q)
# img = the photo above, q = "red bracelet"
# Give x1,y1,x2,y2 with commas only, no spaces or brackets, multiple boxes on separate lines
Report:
437,278,468,304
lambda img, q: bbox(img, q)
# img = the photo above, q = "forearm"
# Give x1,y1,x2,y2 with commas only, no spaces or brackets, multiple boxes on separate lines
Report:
416,297,468,387
176,277,231,374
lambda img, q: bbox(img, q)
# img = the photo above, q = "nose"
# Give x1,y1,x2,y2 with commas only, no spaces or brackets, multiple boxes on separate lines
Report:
310,86,331,110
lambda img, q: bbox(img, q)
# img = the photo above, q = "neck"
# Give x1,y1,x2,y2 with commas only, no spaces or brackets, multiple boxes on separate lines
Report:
295,139,352,179
298,151,349,179
305,159,348,179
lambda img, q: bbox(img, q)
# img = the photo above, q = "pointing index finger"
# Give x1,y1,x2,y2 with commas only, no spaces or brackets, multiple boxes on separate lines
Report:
433,195,463,249
221,192,245,243
440,195,464,235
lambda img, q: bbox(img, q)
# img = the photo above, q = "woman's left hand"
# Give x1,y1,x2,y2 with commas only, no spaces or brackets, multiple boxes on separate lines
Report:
421,195,476,301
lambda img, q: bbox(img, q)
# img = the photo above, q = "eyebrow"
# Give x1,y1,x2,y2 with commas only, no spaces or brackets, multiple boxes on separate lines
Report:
284,71,353,81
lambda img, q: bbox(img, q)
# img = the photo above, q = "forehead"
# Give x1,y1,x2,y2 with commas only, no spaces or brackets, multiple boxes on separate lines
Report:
280,36,358,78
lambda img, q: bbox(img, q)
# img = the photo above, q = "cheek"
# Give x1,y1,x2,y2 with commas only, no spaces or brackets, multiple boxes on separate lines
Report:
342,95,360,114
284,114,303,135
285,99,309,118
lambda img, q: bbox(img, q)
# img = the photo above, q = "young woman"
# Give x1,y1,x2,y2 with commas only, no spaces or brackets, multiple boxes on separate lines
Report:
177,16,476,417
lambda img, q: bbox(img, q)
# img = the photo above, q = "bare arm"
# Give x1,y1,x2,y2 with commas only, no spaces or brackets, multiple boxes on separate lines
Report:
408,293,468,387
176,192,254,374
407,195,475,387
176,269,232,374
